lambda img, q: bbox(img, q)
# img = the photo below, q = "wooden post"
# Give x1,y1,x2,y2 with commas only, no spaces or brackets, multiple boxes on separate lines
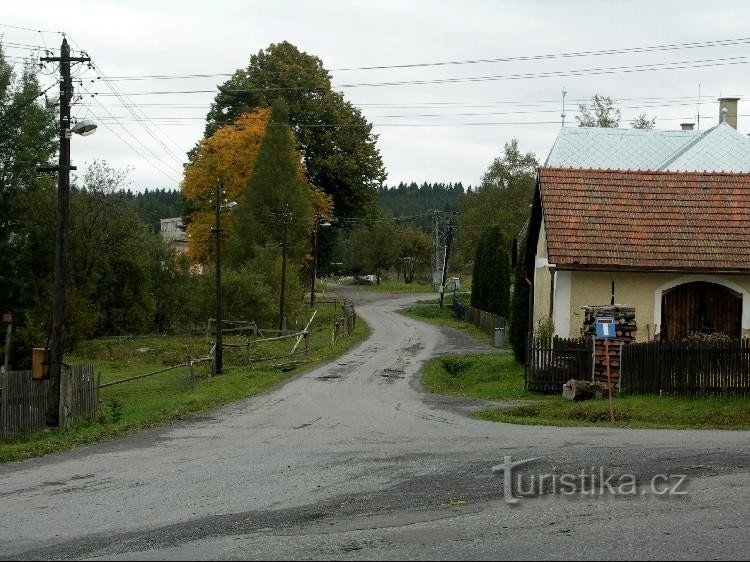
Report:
60,363,73,430
605,338,615,422
96,372,100,417
0,365,6,443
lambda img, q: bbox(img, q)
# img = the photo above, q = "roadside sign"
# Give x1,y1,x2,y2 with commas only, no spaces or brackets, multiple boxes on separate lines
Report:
594,316,617,422
595,316,616,339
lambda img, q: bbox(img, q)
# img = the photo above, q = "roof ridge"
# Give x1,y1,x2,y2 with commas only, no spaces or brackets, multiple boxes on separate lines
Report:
540,166,750,178
656,124,719,171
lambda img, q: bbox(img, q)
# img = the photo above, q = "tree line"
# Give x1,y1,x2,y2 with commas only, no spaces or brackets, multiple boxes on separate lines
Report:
0,41,386,368
0,33,652,371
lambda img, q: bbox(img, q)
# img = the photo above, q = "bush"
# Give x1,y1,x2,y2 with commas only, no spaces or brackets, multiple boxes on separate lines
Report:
534,317,555,340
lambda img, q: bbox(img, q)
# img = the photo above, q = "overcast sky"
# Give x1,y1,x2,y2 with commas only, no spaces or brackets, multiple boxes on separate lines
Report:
3,0,750,192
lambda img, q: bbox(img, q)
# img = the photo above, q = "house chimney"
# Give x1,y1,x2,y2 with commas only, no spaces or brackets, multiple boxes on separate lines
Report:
718,97,740,129
680,122,695,131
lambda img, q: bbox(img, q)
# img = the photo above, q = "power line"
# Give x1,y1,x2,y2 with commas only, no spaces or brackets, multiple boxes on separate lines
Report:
79,55,750,96
336,56,750,88
0,23,63,34
89,94,183,184
91,35,750,79
0,82,57,123
331,35,750,71
66,35,187,167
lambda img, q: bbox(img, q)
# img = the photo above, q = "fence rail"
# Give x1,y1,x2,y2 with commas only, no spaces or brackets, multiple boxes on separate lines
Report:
0,365,98,443
525,336,593,394
451,301,506,338
621,339,750,396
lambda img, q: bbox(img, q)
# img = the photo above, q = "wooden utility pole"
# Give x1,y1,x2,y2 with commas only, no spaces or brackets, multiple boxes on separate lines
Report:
439,215,455,308
310,215,320,308
212,180,224,375
279,205,291,332
41,38,90,427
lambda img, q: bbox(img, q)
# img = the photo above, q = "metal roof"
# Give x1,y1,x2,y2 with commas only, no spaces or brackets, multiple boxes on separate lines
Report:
544,123,750,172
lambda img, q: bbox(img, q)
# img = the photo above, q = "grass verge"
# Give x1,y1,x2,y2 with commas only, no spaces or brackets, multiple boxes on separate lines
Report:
400,298,494,346
422,353,540,400
476,394,750,430
424,352,750,430
0,303,369,463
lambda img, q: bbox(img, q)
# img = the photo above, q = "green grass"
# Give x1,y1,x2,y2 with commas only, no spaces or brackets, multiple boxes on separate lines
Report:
476,394,750,430
0,304,370,463
422,353,540,400
423,352,750,430
400,298,494,345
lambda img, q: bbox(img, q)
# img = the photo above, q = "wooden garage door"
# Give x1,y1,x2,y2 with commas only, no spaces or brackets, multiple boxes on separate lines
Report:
661,281,741,341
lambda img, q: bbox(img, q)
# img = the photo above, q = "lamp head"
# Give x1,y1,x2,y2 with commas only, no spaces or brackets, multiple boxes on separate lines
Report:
71,119,97,136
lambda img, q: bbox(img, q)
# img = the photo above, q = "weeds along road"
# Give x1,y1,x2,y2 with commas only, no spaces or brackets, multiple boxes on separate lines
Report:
1,287,748,560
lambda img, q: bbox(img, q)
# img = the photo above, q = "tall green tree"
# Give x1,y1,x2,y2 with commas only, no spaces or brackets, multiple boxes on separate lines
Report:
227,99,319,321
228,99,314,266
396,225,432,283
576,94,621,127
458,140,538,264
0,49,58,365
203,41,386,221
471,226,511,317
348,218,400,284
508,245,531,364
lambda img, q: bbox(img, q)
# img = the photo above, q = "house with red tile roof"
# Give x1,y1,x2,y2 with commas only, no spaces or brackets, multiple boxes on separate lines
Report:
527,98,750,341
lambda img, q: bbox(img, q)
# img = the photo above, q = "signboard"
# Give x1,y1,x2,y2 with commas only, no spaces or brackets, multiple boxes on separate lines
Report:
595,316,616,339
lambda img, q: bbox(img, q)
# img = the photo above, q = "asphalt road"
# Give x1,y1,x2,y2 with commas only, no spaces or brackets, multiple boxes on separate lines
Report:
1,288,748,560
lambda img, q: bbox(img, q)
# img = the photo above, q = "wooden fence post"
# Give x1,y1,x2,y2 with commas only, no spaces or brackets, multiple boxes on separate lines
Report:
60,363,72,430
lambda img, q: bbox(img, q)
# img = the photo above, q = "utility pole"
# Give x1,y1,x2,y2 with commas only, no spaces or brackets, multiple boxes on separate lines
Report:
439,214,455,309
279,204,291,332
212,179,224,375
41,38,90,427
310,214,331,308
310,215,321,308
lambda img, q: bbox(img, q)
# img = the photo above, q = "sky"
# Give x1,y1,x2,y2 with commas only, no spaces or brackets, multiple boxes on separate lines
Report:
3,0,750,192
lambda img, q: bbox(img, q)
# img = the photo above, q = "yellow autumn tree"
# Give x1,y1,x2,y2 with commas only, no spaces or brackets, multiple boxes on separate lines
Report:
181,109,270,263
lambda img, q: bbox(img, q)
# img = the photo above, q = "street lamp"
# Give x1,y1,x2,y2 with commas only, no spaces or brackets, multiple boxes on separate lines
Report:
310,214,331,307
211,179,237,375
44,118,97,427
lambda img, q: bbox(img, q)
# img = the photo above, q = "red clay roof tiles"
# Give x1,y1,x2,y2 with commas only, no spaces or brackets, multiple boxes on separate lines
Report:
539,167,750,271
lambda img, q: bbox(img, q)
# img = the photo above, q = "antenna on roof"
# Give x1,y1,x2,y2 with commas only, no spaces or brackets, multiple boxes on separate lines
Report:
697,83,701,131
561,88,567,127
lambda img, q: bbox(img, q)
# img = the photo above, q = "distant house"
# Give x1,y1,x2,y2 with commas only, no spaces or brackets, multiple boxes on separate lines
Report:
526,97,750,341
160,217,187,254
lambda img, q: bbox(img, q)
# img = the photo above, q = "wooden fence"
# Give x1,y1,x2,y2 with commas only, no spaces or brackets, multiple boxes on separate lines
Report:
621,340,750,396
451,301,506,338
0,364,98,443
526,336,593,393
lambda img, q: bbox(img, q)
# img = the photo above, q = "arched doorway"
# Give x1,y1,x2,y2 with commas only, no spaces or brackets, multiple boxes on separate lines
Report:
661,281,742,341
